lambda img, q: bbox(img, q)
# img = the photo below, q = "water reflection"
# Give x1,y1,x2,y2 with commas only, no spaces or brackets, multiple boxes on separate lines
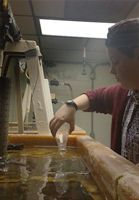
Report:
54,172,69,195
53,161,69,195
42,181,94,200
0,147,104,200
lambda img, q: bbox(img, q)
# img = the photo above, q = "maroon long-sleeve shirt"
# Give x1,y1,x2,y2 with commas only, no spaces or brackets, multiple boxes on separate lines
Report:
83,83,129,154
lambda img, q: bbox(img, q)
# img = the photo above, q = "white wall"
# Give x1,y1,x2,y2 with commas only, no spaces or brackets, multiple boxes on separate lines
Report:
44,62,116,147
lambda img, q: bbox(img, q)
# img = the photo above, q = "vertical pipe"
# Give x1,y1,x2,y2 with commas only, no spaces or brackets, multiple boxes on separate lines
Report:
82,46,87,75
0,77,11,161
0,50,3,76
14,64,24,133
90,79,95,139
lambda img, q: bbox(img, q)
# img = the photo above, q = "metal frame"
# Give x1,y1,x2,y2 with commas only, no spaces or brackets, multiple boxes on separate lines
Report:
2,40,53,135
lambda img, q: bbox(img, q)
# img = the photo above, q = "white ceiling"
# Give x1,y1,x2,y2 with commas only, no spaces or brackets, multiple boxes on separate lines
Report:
8,0,139,63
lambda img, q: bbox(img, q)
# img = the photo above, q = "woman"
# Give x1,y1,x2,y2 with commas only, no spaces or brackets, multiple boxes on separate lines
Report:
49,18,139,164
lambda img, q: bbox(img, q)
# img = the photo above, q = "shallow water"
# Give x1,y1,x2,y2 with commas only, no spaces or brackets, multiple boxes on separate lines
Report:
0,147,105,200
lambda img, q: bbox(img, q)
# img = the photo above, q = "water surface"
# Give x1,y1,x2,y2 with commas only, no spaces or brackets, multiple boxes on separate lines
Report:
0,147,105,200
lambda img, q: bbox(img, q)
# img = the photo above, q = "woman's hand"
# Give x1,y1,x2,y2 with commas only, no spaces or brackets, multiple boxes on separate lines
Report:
49,104,76,137
49,94,90,137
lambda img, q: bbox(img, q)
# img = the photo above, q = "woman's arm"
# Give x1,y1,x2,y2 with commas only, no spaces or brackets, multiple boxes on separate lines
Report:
49,94,89,136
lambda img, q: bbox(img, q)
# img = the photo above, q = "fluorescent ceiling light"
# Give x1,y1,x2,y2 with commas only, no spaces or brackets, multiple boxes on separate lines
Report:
40,19,114,39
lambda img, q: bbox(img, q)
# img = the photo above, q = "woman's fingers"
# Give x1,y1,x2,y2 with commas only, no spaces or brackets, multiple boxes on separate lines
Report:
69,121,75,134
49,104,76,136
49,117,75,136
49,118,64,137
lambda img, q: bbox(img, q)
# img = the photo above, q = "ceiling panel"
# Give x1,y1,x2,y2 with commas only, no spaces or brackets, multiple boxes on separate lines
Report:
22,35,39,46
40,36,88,50
127,1,139,18
65,0,138,22
8,0,32,16
14,16,36,34
32,0,65,18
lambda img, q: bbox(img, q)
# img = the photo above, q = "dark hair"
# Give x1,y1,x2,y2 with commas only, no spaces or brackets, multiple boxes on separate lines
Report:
105,18,139,57
116,46,139,57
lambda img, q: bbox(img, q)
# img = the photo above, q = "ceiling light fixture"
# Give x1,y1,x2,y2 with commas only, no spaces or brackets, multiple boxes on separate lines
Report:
40,19,114,39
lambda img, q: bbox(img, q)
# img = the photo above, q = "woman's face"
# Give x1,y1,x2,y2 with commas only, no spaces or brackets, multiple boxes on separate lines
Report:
106,47,139,90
